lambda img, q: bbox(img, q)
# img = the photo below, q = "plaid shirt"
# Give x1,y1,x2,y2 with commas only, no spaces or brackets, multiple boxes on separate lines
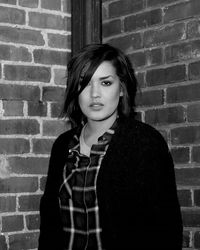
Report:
58,122,116,250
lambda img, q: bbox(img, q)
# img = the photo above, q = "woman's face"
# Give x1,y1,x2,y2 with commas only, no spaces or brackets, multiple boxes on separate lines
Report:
78,61,123,123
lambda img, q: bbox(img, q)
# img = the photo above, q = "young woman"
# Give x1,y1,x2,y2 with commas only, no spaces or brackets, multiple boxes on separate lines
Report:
38,43,183,250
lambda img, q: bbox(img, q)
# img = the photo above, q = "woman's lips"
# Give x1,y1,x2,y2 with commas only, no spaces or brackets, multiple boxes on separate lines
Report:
89,102,104,110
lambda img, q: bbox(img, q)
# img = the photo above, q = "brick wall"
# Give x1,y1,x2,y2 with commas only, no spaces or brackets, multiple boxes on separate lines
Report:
102,0,200,249
0,0,71,249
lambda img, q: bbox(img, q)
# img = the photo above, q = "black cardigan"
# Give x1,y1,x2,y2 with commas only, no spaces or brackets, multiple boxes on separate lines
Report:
38,116,183,250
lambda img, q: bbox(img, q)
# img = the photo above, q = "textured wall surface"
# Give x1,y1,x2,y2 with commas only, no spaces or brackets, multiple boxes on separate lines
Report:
0,0,71,249
102,0,200,249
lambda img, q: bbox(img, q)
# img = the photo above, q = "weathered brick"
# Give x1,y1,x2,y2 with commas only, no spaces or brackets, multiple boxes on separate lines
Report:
182,231,191,248
0,44,31,62
9,157,49,175
171,147,190,164
128,51,146,68
182,209,200,227
177,189,192,207
18,194,42,211
41,0,61,10
103,19,122,38
164,0,200,23
189,61,200,80
51,102,63,117
63,0,71,13
194,231,200,248
136,89,163,107
187,20,200,39
3,100,24,116
54,68,67,85
146,65,186,86
171,125,200,145
19,0,38,8
32,138,54,154
167,83,200,103
2,215,24,232
124,9,162,32
145,106,185,125
187,103,200,122
0,138,30,154
147,0,177,7
0,26,44,45
165,40,200,63
48,33,70,49
146,48,163,67
40,176,47,191
33,49,69,66
9,232,39,250
194,190,200,207
144,23,186,48
4,65,51,82
0,235,7,250
0,177,38,193
0,84,40,101
28,101,47,117
106,33,142,54
0,119,40,135
192,146,200,163
109,0,144,18
42,86,65,102
42,120,68,136
29,12,67,30
0,6,25,24
135,72,145,88
176,168,200,186
26,214,40,230
0,196,16,212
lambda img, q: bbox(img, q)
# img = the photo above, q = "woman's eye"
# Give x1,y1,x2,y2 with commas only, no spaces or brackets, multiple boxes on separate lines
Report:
102,81,112,86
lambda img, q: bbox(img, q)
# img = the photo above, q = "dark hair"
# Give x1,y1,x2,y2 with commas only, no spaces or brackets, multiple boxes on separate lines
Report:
62,43,138,127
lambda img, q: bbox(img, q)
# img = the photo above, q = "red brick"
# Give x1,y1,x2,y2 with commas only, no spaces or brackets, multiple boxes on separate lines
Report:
0,235,7,250
124,9,162,32
128,51,146,68
54,68,67,85
26,214,40,230
41,0,61,10
40,176,47,191
0,84,40,101
42,86,65,102
147,0,177,7
144,23,186,48
176,168,200,186
48,33,70,49
29,12,67,30
182,231,191,248
187,103,200,122
0,6,25,24
33,49,69,66
0,177,38,193
43,120,68,136
9,232,39,250
109,0,144,18
146,65,186,86
182,209,200,227
4,65,51,82
28,101,47,117
177,189,192,207
9,157,49,175
63,0,71,13
136,89,163,107
171,125,200,145
189,61,200,80
171,147,190,164
18,194,42,211
103,19,122,38
145,106,185,125
106,33,142,54
187,20,200,39
0,26,44,45
165,40,200,63
51,102,63,117
0,119,40,135
0,196,16,212
19,0,38,8
0,138,30,154
32,138,54,154
2,215,24,232
194,190,200,207
146,48,163,67
192,146,200,163
167,83,200,103
3,100,24,116
135,72,145,88
194,231,200,248
0,44,31,62
164,0,200,23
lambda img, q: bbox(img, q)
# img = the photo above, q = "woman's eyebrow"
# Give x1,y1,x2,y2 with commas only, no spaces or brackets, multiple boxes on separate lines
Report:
99,75,113,80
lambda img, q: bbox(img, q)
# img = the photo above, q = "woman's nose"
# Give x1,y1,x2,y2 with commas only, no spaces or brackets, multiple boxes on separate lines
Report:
90,82,100,98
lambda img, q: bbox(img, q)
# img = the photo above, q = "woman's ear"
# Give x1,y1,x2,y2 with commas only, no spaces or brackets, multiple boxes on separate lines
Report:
120,85,124,97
